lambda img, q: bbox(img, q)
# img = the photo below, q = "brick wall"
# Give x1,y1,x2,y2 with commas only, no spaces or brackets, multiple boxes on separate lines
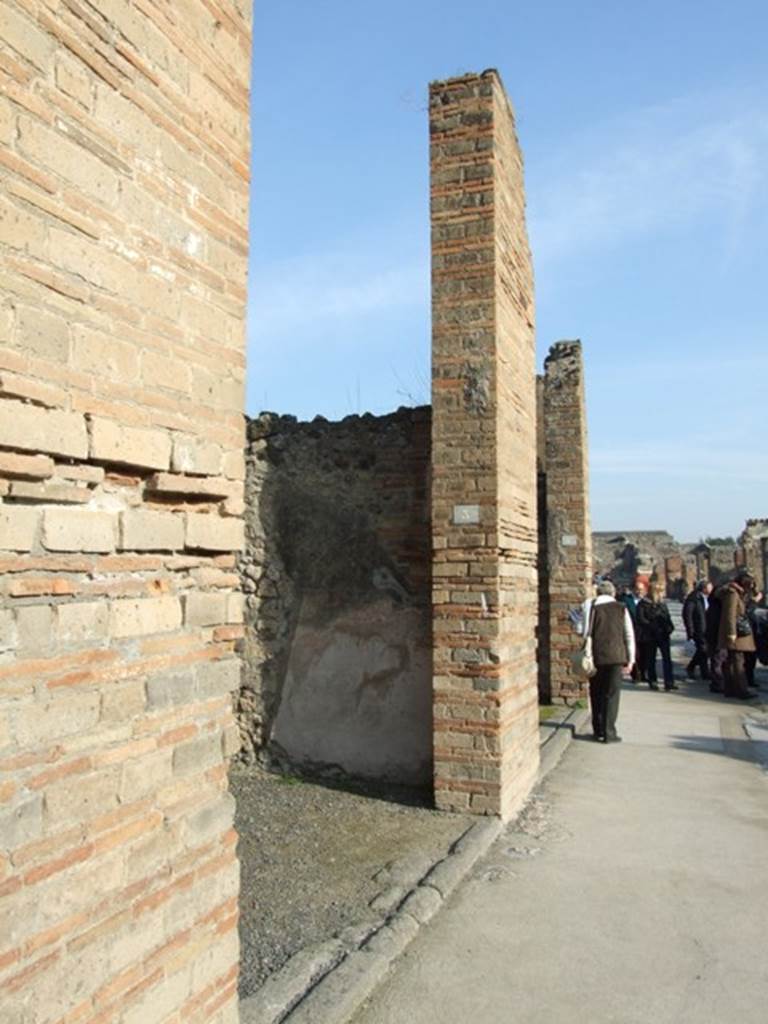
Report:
239,408,432,785
0,4,251,1022
430,70,539,819
538,341,592,702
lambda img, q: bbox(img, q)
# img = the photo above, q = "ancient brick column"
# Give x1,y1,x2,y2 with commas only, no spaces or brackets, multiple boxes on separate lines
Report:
0,5,250,1022
430,71,539,819
540,341,592,701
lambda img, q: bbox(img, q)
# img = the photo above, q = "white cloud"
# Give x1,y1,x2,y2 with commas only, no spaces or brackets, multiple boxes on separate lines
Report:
248,242,428,342
527,90,768,266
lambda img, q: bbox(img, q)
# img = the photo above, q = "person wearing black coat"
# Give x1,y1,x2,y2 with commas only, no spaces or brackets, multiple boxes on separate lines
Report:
705,584,727,693
682,580,712,680
636,583,677,690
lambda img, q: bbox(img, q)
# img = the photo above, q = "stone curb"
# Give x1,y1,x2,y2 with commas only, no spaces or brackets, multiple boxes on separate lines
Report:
538,704,590,782
240,818,501,1024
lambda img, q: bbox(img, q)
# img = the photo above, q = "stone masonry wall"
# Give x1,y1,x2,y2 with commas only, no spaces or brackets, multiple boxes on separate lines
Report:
0,5,251,1023
430,71,539,819
240,408,432,786
741,519,768,595
538,341,592,702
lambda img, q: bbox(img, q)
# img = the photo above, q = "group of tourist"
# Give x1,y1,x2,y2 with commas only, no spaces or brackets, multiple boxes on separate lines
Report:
616,571,765,700
579,571,766,744
680,573,766,699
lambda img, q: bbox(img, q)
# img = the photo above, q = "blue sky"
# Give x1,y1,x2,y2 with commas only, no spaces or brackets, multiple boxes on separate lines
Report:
247,0,767,540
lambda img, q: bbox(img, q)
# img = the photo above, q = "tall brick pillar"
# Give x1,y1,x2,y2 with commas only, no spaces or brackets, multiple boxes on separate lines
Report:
539,341,592,701
430,71,539,819
0,4,251,1022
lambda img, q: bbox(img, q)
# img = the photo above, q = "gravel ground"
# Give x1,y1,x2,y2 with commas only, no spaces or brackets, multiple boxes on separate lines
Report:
230,766,472,998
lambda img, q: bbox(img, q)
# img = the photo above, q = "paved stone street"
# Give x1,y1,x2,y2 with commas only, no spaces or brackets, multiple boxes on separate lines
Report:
350,620,768,1024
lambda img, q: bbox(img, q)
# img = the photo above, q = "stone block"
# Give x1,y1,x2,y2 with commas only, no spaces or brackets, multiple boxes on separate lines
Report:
120,748,174,801
10,481,90,504
72,327,140,382
0,608,16,652
15,305,71,363
119,509,184,552
0,195,47,260
15,692,100,748
89,416,171,470
110,596,182,638
0,505,39,551
226,592,244,624
16,604,54,653
0,400,87,459
44,767,120,826
171,436,223,476
184,591,227,627
146,670,195,709
185,513,244,552
55,55,91,107
172,733,222,776
42,508,116,552
196,659,240,701
222,448,245,481
147,472,233,499
57,601,109,646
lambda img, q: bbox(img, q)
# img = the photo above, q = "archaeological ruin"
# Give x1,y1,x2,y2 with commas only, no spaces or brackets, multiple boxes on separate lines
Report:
0,4,598,1018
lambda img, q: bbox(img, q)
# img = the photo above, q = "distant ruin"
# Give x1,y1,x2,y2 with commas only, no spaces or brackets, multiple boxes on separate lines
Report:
593,521,767,595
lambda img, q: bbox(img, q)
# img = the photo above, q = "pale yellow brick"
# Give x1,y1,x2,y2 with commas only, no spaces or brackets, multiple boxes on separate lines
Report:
171,435,223,476
15,305,71,363
10,480,90,503
0,195,47,259
100,679,146,724
221,448,245,481
0,451,54,480
16,604,54,653
119,509,184,551
120,748,173,802
185,513,244,552
140,349,191,393
89,416,171,470
0,505,39,551
0,608,16,652
45,767,120,826
0,1,55,70
42,508,116,552
0,400,87,459
57,601,109,646
184,591,227,627
110,595,182,638
18,116,119,206
0,96,14,145
72,326,139,382
55,54,91,107
226,592,244,624
15,692,100,748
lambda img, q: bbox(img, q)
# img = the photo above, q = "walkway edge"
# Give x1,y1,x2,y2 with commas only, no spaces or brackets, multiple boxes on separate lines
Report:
240,819,501,1024
241,707,586,1024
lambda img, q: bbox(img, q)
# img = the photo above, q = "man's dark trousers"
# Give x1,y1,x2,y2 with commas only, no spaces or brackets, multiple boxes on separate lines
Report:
686,641,709,679
589,664,622,741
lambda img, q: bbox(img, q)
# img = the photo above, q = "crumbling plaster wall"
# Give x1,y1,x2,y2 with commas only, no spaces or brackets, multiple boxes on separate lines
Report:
239,408,432,786
0,4,251,1022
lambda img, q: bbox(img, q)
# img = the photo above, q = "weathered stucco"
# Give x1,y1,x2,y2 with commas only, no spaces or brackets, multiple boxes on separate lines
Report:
239,408,432,785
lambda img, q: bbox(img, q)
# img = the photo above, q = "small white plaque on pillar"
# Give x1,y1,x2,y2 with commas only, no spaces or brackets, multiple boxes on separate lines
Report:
561,534,578,547
453,504,481,525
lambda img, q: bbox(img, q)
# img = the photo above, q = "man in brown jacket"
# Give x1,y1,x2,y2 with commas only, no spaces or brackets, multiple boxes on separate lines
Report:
718,569,758,700
583,580,636,742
